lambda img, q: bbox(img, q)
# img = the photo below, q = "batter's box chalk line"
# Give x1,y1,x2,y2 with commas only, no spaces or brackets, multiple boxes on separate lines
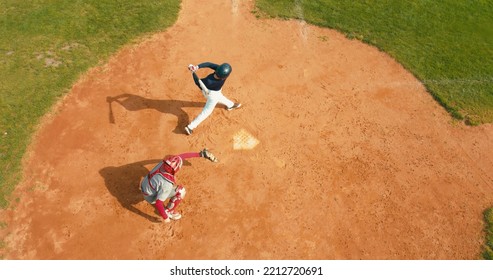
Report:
233,128,260,150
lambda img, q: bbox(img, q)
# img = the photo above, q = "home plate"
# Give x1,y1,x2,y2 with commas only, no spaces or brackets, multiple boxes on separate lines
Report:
233,129,259,150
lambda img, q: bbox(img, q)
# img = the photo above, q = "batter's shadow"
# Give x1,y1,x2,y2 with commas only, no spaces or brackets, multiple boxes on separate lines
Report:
99,159,163,223
106,93,204,134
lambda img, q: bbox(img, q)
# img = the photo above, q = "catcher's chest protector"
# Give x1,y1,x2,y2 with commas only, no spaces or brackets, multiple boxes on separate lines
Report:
148,161,176,184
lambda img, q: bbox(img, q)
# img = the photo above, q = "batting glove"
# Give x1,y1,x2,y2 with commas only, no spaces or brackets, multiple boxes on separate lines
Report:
188,64,199,72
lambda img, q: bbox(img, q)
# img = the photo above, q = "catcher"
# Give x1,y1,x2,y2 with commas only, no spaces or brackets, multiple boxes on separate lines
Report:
140,148,218,223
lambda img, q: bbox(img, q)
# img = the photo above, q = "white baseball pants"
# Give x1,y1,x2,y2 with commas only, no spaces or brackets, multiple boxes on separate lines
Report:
187,88,235,130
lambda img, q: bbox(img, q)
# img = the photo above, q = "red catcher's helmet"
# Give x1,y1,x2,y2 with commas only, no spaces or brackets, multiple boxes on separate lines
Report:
164,155,183,174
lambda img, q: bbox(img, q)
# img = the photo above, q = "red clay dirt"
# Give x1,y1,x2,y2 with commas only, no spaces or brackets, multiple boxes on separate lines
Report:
1,0,493,259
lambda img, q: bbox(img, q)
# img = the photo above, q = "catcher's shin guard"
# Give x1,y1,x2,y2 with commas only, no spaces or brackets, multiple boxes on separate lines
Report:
166,185,186,214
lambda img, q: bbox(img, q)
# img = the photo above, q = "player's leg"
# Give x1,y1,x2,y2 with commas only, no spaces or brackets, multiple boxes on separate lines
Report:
140,177,158,204
215,90,241,110
186,92,220,131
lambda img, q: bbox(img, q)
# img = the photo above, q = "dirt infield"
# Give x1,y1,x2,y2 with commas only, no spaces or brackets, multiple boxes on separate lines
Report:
1,0,493,259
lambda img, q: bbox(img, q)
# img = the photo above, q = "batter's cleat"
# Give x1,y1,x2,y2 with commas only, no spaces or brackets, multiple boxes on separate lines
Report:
227,103,242,111
184,125,193,135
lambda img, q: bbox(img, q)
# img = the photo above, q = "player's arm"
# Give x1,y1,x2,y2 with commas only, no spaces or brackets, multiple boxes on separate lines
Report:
197,62,219,70
177,152,201,160
192,72,200,87
155,200,170,222
191,72,209,94
178,149,218,162
188,62,218,72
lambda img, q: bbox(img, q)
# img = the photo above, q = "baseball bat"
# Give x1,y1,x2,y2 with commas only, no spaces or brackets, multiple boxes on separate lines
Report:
198,78,210,96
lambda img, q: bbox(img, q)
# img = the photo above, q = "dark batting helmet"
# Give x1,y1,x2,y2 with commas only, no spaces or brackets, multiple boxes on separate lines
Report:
215,63,232,79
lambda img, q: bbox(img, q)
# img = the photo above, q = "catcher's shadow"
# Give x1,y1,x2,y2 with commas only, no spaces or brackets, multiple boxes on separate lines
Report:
106,93,204,134
99,159,163,223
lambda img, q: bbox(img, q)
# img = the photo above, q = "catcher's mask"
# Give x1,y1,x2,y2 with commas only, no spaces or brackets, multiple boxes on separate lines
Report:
215,63,232,79
164,155,183,174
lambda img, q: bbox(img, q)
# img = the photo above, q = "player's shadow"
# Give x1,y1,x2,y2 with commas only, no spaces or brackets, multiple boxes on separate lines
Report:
99,159,163,223
106,93,204,134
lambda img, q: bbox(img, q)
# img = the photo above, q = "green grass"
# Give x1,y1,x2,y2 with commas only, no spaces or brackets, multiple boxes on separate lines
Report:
255,0,493,125
255,0,493,260
1,0,493,259
0,0,180,208
484,208,493,260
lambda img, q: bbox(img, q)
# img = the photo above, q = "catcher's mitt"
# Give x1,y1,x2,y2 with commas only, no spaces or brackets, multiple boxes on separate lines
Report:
200,148,218,162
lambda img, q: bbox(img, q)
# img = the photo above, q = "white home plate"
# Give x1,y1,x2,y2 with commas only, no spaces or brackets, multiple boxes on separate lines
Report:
233,129,259,150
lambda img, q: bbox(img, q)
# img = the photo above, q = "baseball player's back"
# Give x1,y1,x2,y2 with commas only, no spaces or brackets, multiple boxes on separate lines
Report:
140,161,175,203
